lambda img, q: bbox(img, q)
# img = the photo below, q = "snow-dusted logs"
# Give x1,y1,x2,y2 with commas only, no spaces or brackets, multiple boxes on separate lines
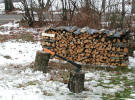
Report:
41,26,129,67
68,71,85,93
34,50,50,73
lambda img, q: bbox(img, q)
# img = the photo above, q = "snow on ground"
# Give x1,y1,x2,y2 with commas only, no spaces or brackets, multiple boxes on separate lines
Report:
1,21,19,28
0,65,134,100
0,21,19,35
0,21,42,41
0,21,135,99
0,40,42,66
129,51,135,68
0,2,23,14
0,66,69,100
0,21,43,66
129,56,135,68
0,39,134,99
0,2,5,14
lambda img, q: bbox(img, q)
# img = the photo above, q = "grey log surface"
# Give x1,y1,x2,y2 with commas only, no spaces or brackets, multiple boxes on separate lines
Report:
68,71,85,93
34,50,50,73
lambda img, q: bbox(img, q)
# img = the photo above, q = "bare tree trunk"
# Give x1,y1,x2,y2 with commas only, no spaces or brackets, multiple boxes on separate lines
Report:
100,0,106,28
61,0,68,21
21,0,54,27
21,0,35,27
85,0,90,9
121,0,125,28
38,0,45,9
68,0,77,22
101,0,106,13
4,0,14,12
132,0,135,14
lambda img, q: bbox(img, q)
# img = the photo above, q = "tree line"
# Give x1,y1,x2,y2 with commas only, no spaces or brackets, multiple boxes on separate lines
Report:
4,0,135,29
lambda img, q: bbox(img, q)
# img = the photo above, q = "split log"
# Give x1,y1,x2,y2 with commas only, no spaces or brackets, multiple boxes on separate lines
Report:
41,27,129,67
34,50,50,73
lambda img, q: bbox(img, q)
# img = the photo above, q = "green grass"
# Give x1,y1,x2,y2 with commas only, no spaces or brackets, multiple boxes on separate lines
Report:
17,84,25,88
0,26,4,30
67,92,75,95
17,80,41,88
43,91,54,96
101,72,135,100
115,88,132,99
0,35,9,42
0,33,35,43
102,88,133,100
26,80,39,86
3,55,12,59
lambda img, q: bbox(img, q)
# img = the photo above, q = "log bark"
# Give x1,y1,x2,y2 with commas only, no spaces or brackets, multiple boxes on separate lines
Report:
34,50,50,73
68,71,85,93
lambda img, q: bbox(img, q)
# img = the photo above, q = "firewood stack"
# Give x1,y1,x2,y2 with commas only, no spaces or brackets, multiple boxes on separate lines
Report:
41,26,129,67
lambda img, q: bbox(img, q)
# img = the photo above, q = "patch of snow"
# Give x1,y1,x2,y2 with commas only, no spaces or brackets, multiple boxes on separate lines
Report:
128,51,135,68
0,3,5,14
84,71,125,97
13,2,23,9
49,58,68,64
85,72,96,79
13,10,25,14
129,56,135,68
1,21,19,28
131,94,135,97
0,21,20,35
0,66,71,100
0,2,22,14
0,59,134,100
0,67,64,100
0,40,42,66
0,31,10,35
103,80,110,84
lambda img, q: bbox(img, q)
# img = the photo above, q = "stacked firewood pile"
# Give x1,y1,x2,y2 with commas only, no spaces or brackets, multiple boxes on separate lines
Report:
41,26,129,67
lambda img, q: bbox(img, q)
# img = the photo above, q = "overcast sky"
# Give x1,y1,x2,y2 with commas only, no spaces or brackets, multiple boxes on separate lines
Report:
0,0,3,3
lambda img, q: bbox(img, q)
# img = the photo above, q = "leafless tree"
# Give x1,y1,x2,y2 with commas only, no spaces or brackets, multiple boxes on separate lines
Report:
131,0,135,14
60,0,77,24
4,0,14,12
121,0,125,28
101,0,106,14
38,0,53,10
20,0,53,27
61,0,68,21
68,0,77,21
33,0,53,22
21,0,35,26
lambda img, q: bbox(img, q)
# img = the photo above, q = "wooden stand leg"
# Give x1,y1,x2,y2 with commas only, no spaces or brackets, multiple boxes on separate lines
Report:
34,50,50,73
68,71,85,93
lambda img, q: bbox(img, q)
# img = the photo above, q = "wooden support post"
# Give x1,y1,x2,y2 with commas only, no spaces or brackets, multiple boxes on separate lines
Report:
34,50,50,73
68,71,85,93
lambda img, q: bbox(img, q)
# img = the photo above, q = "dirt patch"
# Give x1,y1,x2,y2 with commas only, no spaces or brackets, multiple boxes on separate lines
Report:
0,33,37,43
3,55,12,59
15,33,35,42
0,35,14,42
19,20,48,28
